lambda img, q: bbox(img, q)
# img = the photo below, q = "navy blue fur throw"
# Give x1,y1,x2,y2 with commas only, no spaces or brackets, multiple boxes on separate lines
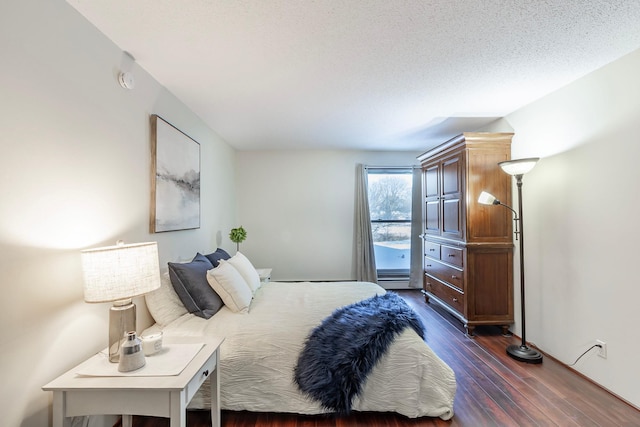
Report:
293,292,425,414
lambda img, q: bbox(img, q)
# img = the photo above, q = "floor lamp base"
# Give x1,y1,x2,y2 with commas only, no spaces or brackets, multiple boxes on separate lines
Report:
507,344,543,364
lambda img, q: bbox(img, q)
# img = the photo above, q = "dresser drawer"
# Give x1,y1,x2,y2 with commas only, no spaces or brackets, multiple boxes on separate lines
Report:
425,259,464,291
185,352,217,403
441,245,463,268
424,277,464,314
424,241,440,259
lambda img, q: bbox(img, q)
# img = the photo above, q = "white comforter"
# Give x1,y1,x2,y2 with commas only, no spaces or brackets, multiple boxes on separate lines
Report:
144,281,456,420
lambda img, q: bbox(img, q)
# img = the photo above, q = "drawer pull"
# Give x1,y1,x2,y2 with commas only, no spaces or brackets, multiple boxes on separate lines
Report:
426,264,432,267
202,370,209,378
451,275,458,279
448,254,455,257
452,298,458,302
429,248,436,252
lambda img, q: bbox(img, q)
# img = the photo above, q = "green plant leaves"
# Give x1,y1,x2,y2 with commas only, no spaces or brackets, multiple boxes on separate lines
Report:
229,226,247,243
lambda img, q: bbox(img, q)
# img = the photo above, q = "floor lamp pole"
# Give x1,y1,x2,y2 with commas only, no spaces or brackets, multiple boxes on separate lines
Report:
506,175,543,364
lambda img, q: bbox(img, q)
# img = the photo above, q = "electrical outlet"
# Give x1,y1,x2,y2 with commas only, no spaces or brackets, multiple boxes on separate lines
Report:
596,340,607,359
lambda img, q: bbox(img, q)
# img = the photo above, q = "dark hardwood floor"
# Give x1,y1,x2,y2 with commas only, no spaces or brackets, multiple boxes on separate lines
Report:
129,290,640,427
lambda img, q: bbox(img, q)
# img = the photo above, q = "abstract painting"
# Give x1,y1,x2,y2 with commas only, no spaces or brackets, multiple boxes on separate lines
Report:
151,115,200,232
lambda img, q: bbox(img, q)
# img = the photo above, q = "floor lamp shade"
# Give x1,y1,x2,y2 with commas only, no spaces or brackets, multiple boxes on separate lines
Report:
498,157,539,177
81,241,161,362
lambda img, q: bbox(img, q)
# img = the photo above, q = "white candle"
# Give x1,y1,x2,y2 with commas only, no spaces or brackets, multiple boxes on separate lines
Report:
141,332,163,356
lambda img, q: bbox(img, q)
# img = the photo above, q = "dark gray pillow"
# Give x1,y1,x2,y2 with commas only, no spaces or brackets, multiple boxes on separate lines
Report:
168,253,223,319
204,248,231,267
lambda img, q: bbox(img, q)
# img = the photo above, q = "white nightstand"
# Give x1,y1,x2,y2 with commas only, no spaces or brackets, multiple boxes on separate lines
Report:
256,268,272,283
43,336,224,427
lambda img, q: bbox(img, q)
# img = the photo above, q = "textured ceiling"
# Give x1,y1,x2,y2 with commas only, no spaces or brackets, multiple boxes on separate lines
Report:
66,0,640,152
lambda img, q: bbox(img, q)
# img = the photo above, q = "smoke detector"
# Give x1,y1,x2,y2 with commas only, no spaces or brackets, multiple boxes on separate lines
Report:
118,71,135,90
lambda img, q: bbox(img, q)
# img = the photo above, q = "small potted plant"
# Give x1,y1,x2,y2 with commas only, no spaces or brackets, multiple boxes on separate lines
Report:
229,226,247,252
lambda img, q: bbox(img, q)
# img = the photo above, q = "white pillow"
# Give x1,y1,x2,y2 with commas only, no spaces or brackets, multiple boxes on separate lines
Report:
225,251,261,294
206,262,253,313
144,271,189,327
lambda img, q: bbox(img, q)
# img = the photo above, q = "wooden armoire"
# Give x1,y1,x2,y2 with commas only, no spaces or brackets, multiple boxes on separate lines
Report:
417,132,514,336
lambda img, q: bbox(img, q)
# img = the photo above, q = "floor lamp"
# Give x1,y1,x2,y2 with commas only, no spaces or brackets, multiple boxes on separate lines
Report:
478,157,543,364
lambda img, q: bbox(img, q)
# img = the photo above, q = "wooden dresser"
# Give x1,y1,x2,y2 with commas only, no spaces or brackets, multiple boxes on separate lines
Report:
417,132,514,336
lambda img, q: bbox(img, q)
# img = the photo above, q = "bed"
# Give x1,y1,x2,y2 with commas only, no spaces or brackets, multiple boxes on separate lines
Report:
143,251,456,420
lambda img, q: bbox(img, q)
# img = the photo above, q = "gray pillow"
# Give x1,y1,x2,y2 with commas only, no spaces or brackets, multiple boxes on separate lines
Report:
168,253,223,319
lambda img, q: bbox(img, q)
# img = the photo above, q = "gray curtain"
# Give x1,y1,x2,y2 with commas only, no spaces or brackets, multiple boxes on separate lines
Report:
409,166,423,288
354,164,378,283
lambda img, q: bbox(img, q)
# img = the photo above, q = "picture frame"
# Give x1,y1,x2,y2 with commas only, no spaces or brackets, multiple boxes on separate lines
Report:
150,115,201,233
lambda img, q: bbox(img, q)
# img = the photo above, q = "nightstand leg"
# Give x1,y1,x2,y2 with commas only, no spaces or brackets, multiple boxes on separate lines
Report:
211,349,221,427
170,390,187,427
169,414,186,427
52,392,72,427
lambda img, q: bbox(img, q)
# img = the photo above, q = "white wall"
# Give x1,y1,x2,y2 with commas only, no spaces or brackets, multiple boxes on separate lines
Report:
235,150,420,281
504,48,640,408
0,1,237,425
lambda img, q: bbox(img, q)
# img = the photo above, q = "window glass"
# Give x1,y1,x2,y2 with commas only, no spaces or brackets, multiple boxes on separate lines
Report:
367,168,412,277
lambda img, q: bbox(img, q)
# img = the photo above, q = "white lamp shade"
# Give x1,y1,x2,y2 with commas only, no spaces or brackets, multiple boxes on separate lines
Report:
478,191,498,205
498,157,540,176
81,241,161,303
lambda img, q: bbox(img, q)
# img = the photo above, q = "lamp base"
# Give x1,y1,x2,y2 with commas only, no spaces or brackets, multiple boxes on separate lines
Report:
109,299,136,363
507,344,543,364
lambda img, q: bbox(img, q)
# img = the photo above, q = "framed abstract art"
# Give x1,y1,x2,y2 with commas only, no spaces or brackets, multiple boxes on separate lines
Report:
150,115,200,232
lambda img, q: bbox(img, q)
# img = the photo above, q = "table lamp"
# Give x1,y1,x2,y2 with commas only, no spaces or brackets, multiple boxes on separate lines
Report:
81,240,161,362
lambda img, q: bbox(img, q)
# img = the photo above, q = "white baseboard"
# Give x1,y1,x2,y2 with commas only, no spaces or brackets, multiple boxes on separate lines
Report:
377,279,413,289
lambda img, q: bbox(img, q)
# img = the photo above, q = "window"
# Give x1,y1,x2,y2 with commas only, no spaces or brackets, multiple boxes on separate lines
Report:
366,167,413,278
